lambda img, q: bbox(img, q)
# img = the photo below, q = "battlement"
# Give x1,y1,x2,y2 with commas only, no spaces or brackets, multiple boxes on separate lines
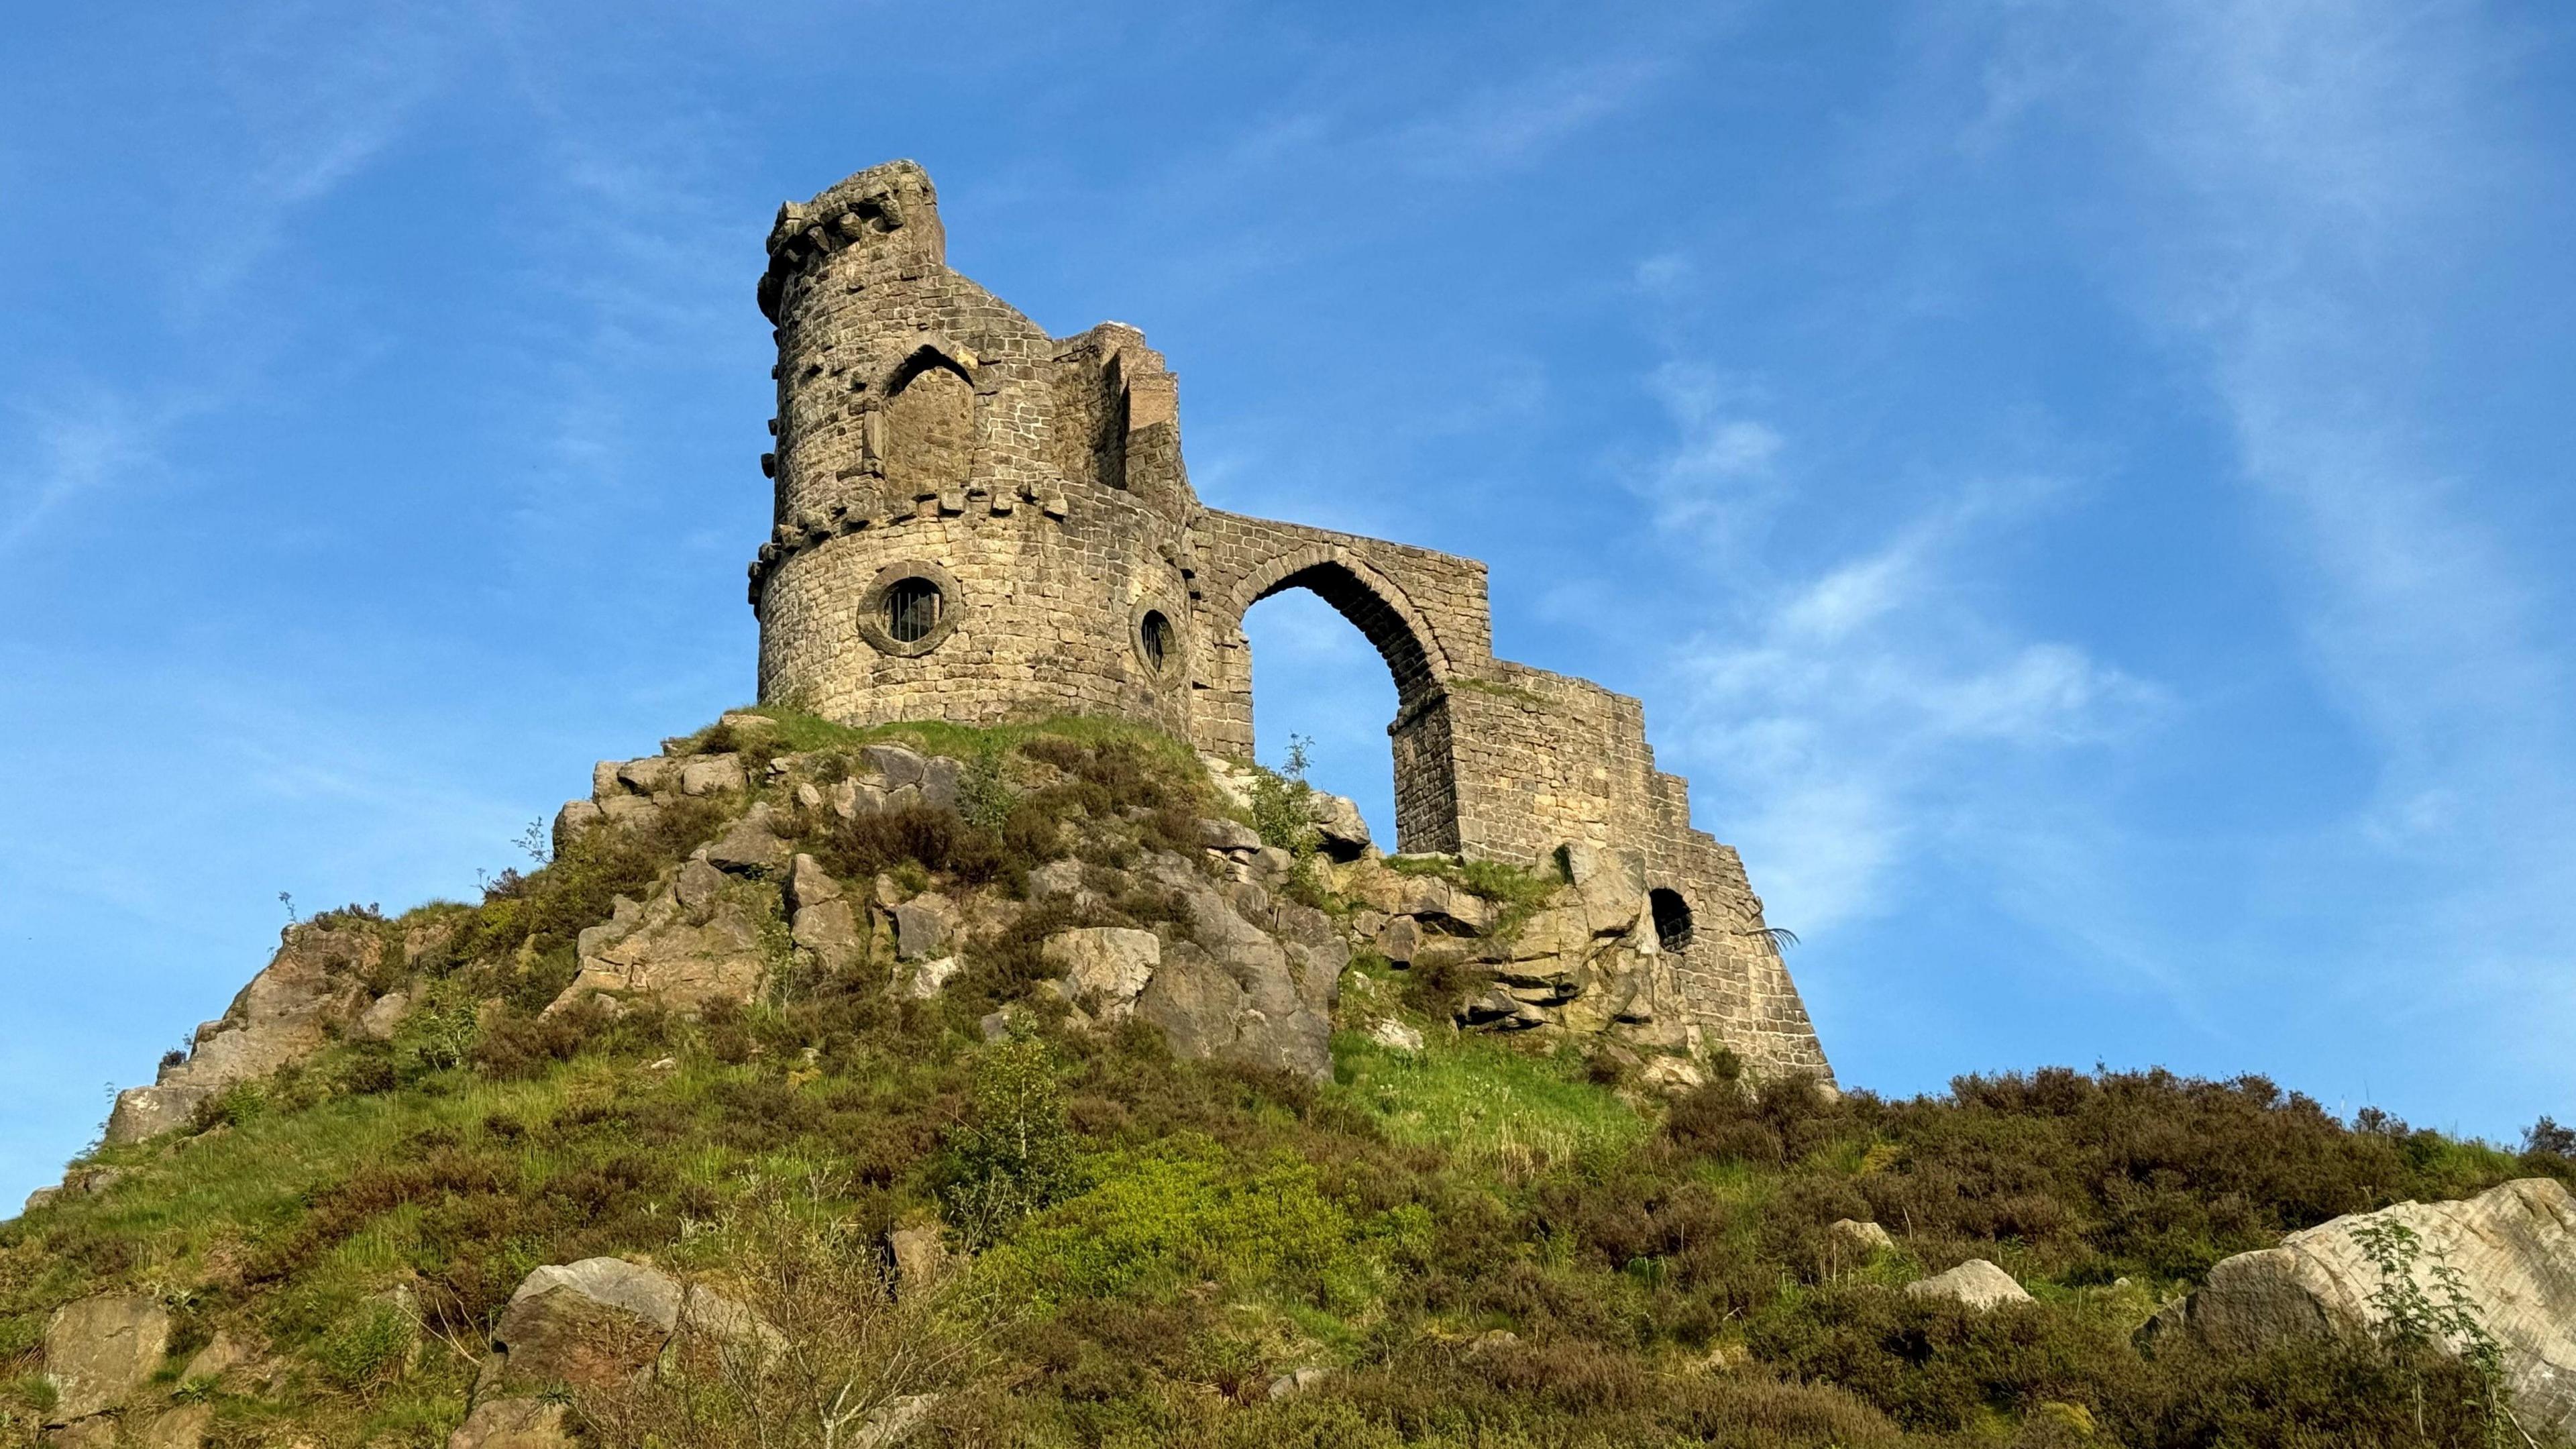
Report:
746,162,1830,1080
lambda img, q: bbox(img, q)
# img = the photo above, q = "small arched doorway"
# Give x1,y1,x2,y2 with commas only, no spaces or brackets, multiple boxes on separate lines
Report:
1650,888,1695,953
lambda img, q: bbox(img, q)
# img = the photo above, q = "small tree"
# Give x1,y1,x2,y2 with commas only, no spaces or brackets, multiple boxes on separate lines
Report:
938,1032,1077,1248
2351,1216,2513,1446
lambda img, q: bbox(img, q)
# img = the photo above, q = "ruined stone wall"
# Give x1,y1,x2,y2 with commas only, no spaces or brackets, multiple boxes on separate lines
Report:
747,160,1830,1078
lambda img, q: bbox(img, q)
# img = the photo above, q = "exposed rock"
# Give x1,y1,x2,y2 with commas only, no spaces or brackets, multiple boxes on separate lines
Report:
43,1293,169,1423
792,898,865,973
701,806,790,875
1044,927,1159,1022
1310,793,1373,861
1829,1219,1896,1256
1466,1329,1521,1356
1377,916,1421,965
1637,1055,1705,1092
1028,858,1086,900
447,1396,569,1449
44,1417,117,1448
862,743,926,789
139,1404,213,1449
598,794,663,831
673,857,729,915
178,1330,250,1385
2143,1177,2576,1437
1558,843,1648,938
354,988,415,1042
898,956,961,1000
103,1085,213,1146
1904,1259,2032,1311
1197,817,1261,853
977,1008,1016,1042
553,875,771,1015
1196,753,1259,813
829,778,888,820
553,799,603,853
485,1258,680,1397
894,894,957,961
1267,1366,1332,1400
616,757,681,796
20,1185,57,1216
591,759,626,800
108,918,396,1143
679,754,747,796
889,1224,947,1298
1367,1019,1425,1053
1133,883,1338,1081
787,853,844,912
920,756,964,812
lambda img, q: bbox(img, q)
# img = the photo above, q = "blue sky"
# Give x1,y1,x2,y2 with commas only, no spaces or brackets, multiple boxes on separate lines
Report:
5,1,2573,1208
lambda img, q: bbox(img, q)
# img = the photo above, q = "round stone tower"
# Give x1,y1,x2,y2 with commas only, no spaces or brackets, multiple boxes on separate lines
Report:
749,160,1206,735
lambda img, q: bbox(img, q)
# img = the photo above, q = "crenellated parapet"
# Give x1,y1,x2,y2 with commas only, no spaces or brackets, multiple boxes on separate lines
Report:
745,160,1830,1081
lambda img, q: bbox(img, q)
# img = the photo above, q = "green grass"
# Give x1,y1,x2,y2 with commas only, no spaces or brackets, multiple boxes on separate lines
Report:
727,704,1209,781
1328,1028,1652,1168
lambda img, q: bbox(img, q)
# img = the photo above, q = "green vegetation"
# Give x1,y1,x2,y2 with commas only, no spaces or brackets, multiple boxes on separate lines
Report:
3,714,2568,1447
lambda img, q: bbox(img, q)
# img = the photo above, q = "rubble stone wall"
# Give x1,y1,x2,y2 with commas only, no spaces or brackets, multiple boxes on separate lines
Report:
749,160,1829,1077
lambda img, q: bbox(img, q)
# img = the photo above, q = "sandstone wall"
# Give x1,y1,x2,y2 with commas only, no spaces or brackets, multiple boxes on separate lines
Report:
748,160,1830,1078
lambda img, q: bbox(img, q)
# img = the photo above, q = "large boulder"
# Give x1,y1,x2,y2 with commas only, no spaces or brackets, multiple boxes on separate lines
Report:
484,1257,681,1397
1904,1259,2032,1311
43,1292,170,1423
1309,793,1373,861
2145,1177,2576,1437
103,1085,213,1146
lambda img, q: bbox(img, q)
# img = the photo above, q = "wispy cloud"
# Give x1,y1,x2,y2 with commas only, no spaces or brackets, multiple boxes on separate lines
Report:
0,391,182,553
1644,398,2163,934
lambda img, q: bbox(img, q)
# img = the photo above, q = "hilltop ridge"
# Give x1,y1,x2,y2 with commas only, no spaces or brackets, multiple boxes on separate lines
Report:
6,712,2572,1448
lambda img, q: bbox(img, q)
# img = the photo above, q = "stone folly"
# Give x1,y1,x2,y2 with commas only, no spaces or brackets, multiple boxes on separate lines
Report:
748,160,1827,1079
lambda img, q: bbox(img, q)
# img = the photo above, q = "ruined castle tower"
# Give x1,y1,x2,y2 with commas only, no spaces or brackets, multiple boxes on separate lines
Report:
750,160,1830,1077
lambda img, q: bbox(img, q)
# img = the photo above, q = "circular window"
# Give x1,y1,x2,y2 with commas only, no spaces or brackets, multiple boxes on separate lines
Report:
885,576,943,643
1650,888,1695,953
857,561,961,657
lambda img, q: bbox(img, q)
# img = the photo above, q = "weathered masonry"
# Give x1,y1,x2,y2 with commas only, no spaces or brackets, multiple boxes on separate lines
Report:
748,160,1829,1077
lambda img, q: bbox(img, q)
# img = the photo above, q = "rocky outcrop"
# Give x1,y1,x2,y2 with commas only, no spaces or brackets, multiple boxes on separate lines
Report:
106,916,435,1144
1905,1259,2032,1311
1134,852,1341,1081
42,1292,168,1425
551,875,771,1016
2145,1178,2576,1436
1044,927,1159,1023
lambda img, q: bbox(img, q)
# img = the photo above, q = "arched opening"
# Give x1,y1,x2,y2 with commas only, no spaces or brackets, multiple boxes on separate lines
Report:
1232,555,1449,855
881,350,973,500
1240,588,1399,850
1650,888,1695,953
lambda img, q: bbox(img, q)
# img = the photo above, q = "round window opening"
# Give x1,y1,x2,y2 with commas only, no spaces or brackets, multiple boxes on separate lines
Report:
885,576,945,644
1139,609,1175,672
1650,888,1695,953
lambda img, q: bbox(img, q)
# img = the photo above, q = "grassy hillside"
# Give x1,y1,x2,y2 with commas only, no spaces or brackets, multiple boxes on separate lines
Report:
3,714,2567,1448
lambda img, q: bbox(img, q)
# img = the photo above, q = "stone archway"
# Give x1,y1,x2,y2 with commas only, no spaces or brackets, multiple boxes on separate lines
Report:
1210,547,1463,853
